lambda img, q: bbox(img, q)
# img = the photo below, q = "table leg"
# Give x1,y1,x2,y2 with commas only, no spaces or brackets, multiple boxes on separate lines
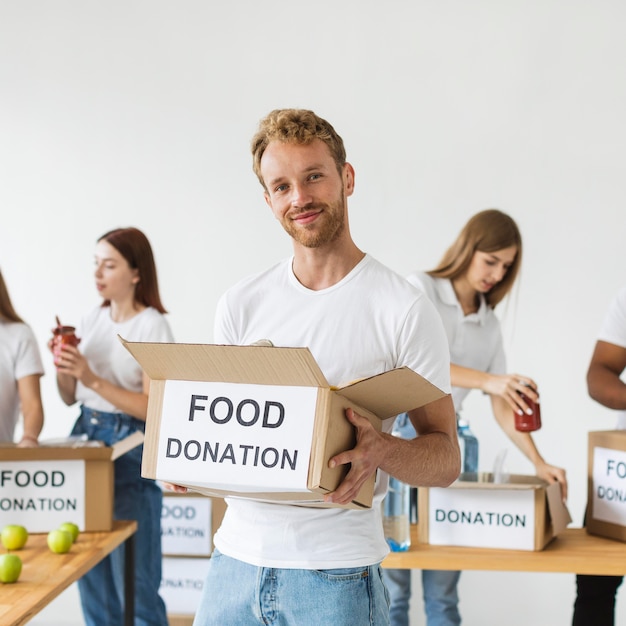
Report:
124,532,135,626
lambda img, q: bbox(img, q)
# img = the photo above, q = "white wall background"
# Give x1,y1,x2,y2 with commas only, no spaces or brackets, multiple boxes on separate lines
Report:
1,1,625,624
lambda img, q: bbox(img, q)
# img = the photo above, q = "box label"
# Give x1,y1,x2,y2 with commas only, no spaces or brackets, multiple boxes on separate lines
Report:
428,488,536,550
161,496,213,556
0,460,86,532
592,446,626,525
160,556,209,615
157,380,317,491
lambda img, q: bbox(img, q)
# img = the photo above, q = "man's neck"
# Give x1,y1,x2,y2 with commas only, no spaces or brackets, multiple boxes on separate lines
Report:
292,240,365,291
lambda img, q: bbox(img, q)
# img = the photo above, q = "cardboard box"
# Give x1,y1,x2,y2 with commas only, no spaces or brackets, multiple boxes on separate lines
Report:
0,432,143,532
161,556,210,617
586,430,626,541
161,491,226,556
121,339,445,509
418,472,571,551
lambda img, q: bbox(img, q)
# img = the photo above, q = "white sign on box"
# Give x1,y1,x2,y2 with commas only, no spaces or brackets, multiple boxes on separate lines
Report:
428,488,536,550
592,446,626,526
0,460,87,532
157,380,317,492
161,496,212,556
160,556,209,615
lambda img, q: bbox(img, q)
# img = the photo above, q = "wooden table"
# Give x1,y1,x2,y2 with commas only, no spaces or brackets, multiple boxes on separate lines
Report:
382,525,626,575
0,520,137,626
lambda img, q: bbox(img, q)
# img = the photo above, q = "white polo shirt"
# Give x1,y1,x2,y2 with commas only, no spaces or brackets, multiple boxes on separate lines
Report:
596,285,626,429
406,271,506,413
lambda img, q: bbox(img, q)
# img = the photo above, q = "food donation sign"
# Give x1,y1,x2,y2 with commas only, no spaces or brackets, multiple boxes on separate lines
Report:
0,460,87,531
155,380,317,492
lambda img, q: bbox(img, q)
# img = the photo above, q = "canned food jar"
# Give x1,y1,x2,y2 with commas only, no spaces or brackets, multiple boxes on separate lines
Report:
514,385,542,432
52,325,80,366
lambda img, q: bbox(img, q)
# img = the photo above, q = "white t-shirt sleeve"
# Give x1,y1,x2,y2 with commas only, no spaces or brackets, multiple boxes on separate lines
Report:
399,293,451,394
213,292,235,345
598,286,626,349
15,324,45,380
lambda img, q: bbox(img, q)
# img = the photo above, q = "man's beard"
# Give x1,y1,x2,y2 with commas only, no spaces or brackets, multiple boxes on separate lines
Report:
281,194,346,249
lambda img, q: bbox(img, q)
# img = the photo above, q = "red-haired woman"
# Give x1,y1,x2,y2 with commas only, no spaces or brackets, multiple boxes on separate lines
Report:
53,227,172,626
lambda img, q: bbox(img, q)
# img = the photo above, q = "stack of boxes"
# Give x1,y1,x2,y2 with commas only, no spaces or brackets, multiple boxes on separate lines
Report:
160,491,225,626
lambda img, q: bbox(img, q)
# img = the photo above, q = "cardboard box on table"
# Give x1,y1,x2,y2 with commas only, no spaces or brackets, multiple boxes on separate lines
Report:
418,472,572,551
586,430,626,541
121,339,446,509
0,432,143,532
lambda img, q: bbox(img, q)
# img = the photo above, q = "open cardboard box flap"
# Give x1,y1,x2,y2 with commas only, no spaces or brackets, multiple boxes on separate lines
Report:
0,432,143,461
119,338,446,416
120,338,447,508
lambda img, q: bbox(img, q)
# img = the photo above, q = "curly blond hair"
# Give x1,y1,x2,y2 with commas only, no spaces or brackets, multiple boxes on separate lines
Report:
251,109,346,188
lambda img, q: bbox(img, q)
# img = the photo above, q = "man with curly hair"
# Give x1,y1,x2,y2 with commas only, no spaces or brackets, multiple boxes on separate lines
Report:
190,109,460,626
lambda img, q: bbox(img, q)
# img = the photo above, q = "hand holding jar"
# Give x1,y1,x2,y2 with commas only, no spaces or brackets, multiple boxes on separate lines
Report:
514,382,542,432
51,317,81,367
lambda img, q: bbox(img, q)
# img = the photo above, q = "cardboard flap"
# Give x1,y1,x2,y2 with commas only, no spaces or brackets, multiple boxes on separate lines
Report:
120,337,329,387
546,481,572,534
452,472,547,490
336,367,446,419
111,431,145,461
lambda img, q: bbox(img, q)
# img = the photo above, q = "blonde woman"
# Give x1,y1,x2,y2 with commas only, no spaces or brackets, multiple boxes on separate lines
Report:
384,209,567,626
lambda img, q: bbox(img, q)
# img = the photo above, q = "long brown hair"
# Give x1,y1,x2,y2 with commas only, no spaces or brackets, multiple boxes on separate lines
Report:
98,227,167,313
428,209,522,308
0,269,24,323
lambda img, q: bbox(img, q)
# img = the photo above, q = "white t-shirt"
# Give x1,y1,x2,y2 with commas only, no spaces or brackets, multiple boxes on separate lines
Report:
212,254,451,568
0,321,44,441
75,306,174,413
406,271,506,413
596,285,626,429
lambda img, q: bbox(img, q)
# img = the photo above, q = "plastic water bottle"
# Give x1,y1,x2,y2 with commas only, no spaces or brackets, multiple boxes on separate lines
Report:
457,418,479,475
383,476,411,551
384,416,412,552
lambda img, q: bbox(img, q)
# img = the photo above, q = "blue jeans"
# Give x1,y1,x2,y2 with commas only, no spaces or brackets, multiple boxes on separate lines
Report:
383,569,461,626
193,549,390,625
71,406,168,626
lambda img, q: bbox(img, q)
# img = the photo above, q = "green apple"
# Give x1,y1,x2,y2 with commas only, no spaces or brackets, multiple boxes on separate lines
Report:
58,522,80,543
0,553,22,583
47,529,73,554
0,525,28,550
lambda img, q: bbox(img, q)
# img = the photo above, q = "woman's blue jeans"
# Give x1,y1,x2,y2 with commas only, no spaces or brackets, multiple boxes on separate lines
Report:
192,549,391,625
383,568,461,626
71,406,168,626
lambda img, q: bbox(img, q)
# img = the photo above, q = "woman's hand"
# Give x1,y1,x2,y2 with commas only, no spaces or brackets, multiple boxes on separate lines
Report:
54,344,96,386
535,460,568,501
482,373,538,415
17,435,39,448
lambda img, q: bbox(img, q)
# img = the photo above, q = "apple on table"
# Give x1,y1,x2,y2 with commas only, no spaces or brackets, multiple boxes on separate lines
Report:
58,522,80,543
0,525,28,551
0,553,22,583
47,529,74,554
